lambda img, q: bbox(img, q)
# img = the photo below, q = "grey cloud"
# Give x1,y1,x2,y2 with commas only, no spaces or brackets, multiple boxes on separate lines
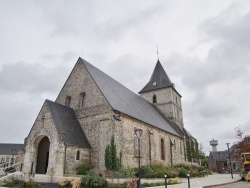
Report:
0,61,68,94
201,11,250,49
240,120,250,134
198,99,235,118
101,54,152,93
38,0,165,43
168,8,250,91
0,90,44,143
200,9,250,73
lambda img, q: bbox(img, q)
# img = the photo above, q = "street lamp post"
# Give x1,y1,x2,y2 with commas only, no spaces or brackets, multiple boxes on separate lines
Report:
135,129,142,188
187,174,190,188
226,143,233,179
219,152,222,173
164,175,167,188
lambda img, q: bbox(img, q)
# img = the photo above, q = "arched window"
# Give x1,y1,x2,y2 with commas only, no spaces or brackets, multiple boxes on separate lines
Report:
79,92,86,107
76,150,80,160
160,138,165,160
153,95,157,104
65,96,71,107
134,129,142,157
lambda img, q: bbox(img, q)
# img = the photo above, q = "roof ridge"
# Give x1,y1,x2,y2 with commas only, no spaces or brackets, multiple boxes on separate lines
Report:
79,57,180,137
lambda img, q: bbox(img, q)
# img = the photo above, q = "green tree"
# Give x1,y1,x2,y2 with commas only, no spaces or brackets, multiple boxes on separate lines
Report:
198,143,208,167
105,136,120,171
201,157,208,167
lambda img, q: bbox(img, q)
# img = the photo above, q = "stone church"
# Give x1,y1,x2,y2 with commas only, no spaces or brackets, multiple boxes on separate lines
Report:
21,57,198,176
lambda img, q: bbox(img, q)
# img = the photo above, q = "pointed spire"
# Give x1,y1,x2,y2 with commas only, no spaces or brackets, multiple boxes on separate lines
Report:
139,59,173,93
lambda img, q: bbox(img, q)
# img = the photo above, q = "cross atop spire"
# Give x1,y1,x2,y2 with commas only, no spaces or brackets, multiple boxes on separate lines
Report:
156,45,159,60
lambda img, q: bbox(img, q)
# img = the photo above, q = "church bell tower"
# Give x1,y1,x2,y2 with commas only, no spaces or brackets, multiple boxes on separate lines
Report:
139,60,184,130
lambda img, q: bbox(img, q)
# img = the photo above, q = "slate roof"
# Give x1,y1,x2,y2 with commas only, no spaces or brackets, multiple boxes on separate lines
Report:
46,100,91,148
80,58,180,137
210,151,228,161
0,143,24,155
183,128,195,139
139,60,173,93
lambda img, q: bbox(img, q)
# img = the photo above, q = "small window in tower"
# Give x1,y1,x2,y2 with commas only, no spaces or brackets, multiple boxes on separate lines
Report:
41,115,45,128
153,95,157,104
180,142,182,154
65,96,71,107
176,96,178,104
76,150,80,160
79,92,86,107
160,138,165,160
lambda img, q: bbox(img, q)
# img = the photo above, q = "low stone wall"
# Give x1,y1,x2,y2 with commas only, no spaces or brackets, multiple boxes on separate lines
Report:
0,171,22,184
0,171,181,186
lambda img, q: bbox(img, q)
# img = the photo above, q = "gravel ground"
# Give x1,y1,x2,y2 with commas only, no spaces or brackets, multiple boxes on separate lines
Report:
206,180,250,188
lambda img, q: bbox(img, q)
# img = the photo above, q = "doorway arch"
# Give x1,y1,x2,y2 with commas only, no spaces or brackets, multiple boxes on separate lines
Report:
36,136,50,174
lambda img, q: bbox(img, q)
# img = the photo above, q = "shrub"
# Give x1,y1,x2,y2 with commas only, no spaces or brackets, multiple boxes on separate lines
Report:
178,167,188,178
150,165,167,177
81,174,106,187
59,177,69,187
1,178,15,187
142,182,175,187
112,171,124,178
120,167,136,178
76,163,91,175
168,177,179,184
148,165,179,178
165,167,178,178
109,183,127,188
26,179,36,187
5,166,16,173
140,166,156,178
99,170,113,178
174,163,191,170
71,178,81,188
190,169,200,177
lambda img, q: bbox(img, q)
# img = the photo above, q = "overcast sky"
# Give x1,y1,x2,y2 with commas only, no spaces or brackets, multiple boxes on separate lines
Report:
1,0,250,154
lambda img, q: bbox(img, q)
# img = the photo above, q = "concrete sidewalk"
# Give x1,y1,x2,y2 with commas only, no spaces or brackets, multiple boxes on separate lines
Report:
151,173,241,188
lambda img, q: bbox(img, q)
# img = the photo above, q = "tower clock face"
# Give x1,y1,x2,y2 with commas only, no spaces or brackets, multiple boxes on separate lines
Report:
152,81,157,86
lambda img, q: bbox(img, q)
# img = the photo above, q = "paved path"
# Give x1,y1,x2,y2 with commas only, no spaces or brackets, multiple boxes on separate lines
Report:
205,181,250,188
150,173,243,188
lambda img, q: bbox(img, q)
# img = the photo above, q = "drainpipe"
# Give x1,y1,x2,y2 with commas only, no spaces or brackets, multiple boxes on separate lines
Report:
148,130,153,166
64,144,67,174
170,142,174,167
183,135,186,161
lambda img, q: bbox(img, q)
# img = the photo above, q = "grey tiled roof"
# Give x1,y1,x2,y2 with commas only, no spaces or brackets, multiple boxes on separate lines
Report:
139,60,173,93
46,100,91,148
183,128,195,139
210,151,228,161
0,143,24,155
80,58,180,137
